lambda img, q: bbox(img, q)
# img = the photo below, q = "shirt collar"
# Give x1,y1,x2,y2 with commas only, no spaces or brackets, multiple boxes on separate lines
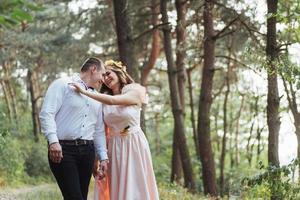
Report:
71,73,95,91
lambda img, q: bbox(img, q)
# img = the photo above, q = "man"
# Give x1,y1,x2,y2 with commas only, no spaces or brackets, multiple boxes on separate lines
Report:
39,57,108,200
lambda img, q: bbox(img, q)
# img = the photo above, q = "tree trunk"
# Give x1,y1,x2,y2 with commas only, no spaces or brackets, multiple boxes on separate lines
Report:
27,70,40,142
2,61,18,123
256,125,264,164
197,0,218,196
297,130,300,184
170,0,188,183
229,109,234,168
175,0,187,111
220,58,230,196
112,0,138,80
246,121,255,166
282,75,300,183
266,0,280,168
171,141,182,183
266,1,280,199
0,80,13,123
234,94,244,166
187,68,200,160
160,0,195,191
141,0,160,86
154,113,161,154
140,0,161,136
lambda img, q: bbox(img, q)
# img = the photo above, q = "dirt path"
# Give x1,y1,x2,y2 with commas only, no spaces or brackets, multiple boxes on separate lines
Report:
0,184,53,200
0,182,95,200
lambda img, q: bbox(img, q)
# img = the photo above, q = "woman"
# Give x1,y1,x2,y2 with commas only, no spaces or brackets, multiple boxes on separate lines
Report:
70,60,159,200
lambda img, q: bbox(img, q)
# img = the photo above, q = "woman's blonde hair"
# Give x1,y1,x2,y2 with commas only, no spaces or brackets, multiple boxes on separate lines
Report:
100,60,134,94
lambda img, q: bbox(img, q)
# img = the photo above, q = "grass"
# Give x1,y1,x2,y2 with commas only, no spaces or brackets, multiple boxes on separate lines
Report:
0,180,209,200
158,182,210,200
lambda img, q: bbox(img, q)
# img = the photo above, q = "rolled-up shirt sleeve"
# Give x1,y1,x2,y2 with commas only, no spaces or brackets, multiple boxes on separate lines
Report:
39,79,65,144
94,105,108,161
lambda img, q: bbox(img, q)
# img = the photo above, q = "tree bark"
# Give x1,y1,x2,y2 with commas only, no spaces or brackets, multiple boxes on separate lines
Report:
282,76,300,183
175,0,187,111
266,1,280,199
27,70,40,142
141,0,160,86
256,124,264,164
140,0,161,135
170,0,188,184
220,56,230,196
171,140,182,183
154,113,161,154
246,119,255,166
160,0,195,191
2,61,18,123
0,80,13,123
266,0,280,168
197,0,218,196
187,68,200,160
234,94,244,166
112,0,139,80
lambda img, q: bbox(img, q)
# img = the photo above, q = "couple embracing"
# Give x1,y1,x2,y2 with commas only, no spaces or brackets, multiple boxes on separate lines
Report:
39,57,159,200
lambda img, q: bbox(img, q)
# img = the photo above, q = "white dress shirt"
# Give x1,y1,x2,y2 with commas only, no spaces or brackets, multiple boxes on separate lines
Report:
39,74,108,160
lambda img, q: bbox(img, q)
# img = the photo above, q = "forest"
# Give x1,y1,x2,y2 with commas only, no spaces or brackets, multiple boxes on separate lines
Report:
1,0,300,199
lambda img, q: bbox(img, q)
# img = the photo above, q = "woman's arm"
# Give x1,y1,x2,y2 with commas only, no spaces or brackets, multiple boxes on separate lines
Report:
69,83,141,106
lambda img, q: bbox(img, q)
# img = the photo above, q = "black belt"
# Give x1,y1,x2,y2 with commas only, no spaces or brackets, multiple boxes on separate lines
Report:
59,139,94,146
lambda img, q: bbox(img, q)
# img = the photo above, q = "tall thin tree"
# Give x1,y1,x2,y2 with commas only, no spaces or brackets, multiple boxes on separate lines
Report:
197,0,218,196
160,0,195,191
266,0,280,199
112,0,139,80
266,0,280,168
170,0,188,183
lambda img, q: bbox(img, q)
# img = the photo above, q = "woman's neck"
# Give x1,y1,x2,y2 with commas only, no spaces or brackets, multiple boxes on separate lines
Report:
112,87,121,95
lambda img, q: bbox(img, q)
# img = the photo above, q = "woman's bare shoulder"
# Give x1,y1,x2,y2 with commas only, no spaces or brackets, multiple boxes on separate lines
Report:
122,83,145,93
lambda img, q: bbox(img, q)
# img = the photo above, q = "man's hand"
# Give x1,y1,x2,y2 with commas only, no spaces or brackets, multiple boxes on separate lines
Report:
49,142,63,163
98,159,109,179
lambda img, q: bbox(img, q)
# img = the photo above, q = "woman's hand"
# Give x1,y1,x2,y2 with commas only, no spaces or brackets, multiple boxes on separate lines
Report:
93,159,100,178
69,82,85,94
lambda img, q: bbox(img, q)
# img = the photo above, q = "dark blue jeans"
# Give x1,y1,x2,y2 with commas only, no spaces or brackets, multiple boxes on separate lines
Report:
49,144,95,200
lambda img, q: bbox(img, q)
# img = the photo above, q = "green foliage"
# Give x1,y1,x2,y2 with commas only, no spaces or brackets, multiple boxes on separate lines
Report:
241,160,300,199
0,0,42,28
24,141,51,179
0,131,25,185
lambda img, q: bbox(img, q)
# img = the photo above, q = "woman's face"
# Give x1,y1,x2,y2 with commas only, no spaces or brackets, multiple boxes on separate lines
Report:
103,69,120,89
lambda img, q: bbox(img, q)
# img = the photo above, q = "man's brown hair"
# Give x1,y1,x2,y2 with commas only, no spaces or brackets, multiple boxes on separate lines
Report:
80,57,104,72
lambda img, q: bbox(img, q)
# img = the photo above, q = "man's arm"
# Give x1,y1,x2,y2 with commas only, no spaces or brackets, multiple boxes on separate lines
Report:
39,78,65,163
94,104,108,161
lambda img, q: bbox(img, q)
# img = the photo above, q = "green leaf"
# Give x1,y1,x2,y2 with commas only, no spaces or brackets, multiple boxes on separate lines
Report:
25,3,44,11
10,8,33,22
0,15,5,24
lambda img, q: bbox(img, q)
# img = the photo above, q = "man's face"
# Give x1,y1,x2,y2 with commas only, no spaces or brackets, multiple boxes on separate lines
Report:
90,66,105,90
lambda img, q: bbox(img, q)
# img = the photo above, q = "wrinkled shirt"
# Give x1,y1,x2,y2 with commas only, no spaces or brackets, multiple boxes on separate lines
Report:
39,74,108,160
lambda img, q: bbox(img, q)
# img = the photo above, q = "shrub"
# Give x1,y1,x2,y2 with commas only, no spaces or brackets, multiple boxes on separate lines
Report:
0,131,25,185
241,160,300,199
24,142,51,179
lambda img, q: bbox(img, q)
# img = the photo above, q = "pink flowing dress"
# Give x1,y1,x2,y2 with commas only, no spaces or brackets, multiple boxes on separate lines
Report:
94,83,159,200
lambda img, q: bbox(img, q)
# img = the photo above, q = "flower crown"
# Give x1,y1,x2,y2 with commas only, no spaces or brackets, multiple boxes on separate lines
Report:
105,60,127,72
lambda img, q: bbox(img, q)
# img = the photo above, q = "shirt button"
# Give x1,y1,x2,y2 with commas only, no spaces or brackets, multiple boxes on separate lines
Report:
85,115,87,117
